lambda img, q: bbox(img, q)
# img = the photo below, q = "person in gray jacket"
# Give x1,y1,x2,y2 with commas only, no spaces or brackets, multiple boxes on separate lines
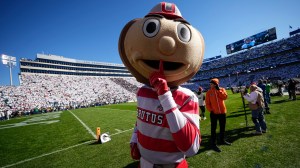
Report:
197,86,206,120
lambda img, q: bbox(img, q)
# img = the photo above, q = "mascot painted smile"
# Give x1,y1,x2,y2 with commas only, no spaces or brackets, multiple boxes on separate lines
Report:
119,2,205,168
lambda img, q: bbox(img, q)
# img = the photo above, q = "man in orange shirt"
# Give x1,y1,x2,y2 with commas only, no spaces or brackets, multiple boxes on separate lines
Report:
205,78,231,152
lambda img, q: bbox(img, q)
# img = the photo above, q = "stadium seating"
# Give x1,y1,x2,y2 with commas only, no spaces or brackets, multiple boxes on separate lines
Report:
184,34,300,91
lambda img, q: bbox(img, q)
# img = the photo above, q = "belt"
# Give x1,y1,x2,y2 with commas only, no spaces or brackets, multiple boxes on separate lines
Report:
140,157,187,168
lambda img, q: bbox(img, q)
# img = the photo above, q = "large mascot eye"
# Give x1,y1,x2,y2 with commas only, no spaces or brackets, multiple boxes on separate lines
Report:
143,18,160,38
177,23,191,42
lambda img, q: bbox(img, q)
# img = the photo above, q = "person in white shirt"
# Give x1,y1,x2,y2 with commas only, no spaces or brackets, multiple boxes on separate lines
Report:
0,111,4,121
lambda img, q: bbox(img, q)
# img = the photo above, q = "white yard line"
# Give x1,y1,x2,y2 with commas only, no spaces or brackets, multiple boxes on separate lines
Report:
1,140,94,168
111,128,134,136
68,110,97,139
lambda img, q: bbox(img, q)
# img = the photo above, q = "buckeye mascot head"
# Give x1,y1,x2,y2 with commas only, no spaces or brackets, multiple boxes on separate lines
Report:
119,2,205,87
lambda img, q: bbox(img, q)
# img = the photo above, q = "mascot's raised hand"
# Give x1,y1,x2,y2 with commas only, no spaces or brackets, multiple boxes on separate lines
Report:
150,60,169,95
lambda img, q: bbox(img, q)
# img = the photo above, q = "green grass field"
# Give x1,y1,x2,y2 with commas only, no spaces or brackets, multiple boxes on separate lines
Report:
0,92,299,168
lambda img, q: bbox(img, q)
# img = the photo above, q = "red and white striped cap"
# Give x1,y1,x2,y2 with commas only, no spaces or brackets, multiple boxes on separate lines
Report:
148,2,183,20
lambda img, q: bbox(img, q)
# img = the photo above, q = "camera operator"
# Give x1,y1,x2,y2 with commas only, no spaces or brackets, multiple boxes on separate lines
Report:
243,84,267,135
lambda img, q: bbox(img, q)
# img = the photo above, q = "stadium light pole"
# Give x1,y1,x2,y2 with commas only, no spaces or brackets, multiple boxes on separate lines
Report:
1,54,17,86
236,72,239,86
228,74,231,87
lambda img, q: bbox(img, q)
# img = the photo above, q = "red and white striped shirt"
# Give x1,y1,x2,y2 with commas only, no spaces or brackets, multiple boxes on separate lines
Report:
130,85,201,164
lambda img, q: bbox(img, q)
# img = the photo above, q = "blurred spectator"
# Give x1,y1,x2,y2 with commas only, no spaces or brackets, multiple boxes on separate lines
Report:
265,80,271,103
257,80,271,114
288,79,297,100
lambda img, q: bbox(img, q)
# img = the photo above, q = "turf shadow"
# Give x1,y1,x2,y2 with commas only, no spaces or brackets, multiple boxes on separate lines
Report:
226,111,251,118
197,134,213,154
197,126,257,153
88,140,101,145
124,161,139,168
271,99,288,104
225,126,257,143
230,109,248,114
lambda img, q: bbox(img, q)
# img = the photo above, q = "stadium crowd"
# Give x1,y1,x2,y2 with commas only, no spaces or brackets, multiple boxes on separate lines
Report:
0,74,142,119
198,34,300,71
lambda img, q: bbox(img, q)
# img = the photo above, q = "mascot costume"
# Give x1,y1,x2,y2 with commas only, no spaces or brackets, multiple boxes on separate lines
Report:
118,2,205,167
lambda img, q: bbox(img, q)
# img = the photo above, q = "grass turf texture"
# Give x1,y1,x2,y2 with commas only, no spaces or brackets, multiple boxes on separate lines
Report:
0,93,299,168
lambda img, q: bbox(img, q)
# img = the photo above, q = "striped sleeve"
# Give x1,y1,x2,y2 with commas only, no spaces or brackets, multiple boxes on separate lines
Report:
158,88,201,156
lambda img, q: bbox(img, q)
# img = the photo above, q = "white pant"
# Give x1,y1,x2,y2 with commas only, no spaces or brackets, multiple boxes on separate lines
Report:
140,157,154,168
